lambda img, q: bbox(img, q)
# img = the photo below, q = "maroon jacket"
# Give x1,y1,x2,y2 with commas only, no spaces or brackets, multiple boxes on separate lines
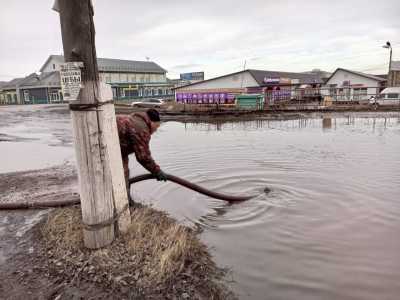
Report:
116,112,160,174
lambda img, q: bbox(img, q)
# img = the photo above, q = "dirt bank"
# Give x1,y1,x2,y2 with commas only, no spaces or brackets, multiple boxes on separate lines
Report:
0,205,235,299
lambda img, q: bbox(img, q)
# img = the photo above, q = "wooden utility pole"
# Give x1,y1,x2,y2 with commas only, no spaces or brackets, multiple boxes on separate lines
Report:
54,0,131,249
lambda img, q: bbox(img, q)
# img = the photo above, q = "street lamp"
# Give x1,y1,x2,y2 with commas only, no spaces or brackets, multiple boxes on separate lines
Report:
382,41,392,76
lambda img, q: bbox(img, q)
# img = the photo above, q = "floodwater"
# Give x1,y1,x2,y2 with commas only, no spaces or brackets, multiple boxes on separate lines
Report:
133,114,400,300
1,105,400,299
0,105,74,173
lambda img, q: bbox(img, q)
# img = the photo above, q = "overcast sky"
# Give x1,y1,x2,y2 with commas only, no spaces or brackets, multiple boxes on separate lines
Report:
1,0,399,81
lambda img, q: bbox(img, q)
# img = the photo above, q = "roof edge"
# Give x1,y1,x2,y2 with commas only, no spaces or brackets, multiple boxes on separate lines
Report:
175,70,250,90
326,68,387,83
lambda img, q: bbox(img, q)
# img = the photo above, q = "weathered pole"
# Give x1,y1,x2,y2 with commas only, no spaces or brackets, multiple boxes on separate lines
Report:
54,0,131,249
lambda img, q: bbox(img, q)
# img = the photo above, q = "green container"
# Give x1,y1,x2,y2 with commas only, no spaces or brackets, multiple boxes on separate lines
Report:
236,94,264,110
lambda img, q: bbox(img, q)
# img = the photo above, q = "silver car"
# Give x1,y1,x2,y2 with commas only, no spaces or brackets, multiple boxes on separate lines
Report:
130,98,165,108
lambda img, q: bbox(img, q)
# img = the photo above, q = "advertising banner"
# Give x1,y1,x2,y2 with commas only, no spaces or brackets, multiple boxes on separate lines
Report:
176,92,237,104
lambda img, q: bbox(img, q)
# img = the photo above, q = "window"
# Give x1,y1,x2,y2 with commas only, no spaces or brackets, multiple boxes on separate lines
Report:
387,93,399,99
125,89,138,98
353,88,367,100
329,84,337,98
53,64,56,70
49,91,61,102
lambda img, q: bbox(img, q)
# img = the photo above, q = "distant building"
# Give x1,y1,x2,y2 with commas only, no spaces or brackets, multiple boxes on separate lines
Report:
174,69,323,105
41,55,174,101
180,72,204,82
388,61,400,87
323,68,386,101
0,72,63,105
302,69,332,83
0,55,174,105
0,78,24,105
167,78,191,88
20,72,63,104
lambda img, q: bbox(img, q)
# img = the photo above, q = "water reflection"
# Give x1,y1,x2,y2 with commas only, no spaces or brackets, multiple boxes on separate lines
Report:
179,114,400,133
322,117,332,130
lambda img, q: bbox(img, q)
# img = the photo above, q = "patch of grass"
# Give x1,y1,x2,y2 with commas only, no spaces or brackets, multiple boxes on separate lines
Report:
41,205,235,299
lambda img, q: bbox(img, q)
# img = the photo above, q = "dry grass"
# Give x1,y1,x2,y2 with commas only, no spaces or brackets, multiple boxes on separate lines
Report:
41,205,235,299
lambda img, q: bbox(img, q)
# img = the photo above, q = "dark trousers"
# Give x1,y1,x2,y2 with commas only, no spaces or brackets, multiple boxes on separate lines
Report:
122,156,134,205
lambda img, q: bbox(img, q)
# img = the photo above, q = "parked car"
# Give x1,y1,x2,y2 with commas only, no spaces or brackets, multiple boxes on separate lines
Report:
130,98,165,108
370,87,400,106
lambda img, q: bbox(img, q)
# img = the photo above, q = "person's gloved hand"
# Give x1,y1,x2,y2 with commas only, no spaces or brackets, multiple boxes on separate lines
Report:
155,170,167,181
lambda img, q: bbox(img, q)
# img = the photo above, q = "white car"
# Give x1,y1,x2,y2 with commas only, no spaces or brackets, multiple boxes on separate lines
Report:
370,87,400,106
130,98,165,108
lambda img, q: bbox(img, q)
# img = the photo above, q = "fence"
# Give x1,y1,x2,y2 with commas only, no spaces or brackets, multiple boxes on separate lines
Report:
264,85,389,106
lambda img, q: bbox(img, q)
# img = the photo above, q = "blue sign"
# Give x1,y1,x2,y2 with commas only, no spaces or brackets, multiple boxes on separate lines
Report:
180,72,204,81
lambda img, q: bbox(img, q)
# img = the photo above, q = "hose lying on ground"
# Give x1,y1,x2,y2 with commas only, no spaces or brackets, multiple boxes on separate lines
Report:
0,173,255,210
0,196,81,210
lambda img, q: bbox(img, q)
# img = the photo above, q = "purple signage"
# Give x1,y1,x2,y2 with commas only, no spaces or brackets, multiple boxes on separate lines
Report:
176,92,236,104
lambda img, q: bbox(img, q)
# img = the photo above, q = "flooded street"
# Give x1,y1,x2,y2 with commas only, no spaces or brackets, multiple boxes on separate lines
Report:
135,114,400,300
0,105,74,174
1,105,400,299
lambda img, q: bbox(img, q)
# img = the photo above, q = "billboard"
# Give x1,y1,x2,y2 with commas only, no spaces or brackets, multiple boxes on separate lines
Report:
180,72,205,81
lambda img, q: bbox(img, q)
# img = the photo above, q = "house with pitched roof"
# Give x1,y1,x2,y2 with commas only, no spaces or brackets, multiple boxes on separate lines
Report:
0,72,62,105
323,68,387,101
0,78,25,105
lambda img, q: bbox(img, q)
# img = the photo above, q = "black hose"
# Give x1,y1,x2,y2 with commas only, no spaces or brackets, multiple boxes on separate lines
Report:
0,173,254,210
129,173,255,202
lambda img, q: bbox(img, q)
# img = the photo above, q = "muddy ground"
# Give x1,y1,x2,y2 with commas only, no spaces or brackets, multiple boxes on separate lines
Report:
0,165,234,299
0,165,80,299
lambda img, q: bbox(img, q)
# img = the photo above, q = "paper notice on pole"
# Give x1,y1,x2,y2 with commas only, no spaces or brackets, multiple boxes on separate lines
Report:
60,62,84,101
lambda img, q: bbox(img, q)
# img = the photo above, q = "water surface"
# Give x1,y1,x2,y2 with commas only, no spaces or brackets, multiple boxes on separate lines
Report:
1,106,400,299
131,114,400,300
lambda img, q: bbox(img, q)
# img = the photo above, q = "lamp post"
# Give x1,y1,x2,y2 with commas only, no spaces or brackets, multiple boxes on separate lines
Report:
382,41,392,86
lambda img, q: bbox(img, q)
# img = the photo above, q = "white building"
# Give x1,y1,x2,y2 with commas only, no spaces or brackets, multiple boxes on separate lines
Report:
174,69,323,104
323,68,386,101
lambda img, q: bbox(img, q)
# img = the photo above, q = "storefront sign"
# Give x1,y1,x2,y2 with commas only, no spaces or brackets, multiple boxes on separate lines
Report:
176,92,235,104
263,77,280,84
